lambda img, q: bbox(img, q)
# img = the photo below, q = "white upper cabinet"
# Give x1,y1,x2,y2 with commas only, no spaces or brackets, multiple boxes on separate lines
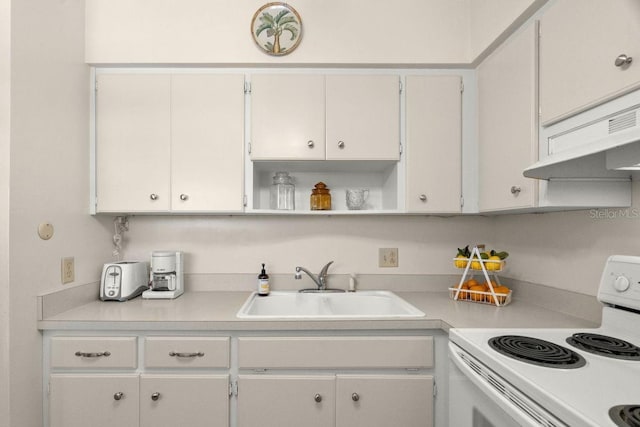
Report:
96,74,172,212
539,0,640,125
95,72,244,213
405,75,462,213
325,75,400,161
250,74,326,160
477,23,538,212
170,74,244,212
250,74,400,161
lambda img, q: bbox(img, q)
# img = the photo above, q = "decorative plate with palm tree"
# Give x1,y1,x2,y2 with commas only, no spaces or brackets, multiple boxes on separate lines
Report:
251,2,302,56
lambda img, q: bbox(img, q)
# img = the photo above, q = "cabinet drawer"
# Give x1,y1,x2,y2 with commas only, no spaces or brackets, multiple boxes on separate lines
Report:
50,337,137,369
144,337,230,368
238,336,433,369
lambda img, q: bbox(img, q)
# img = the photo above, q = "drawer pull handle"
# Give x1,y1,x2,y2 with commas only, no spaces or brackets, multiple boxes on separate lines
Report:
113,392,124,401
75,351,111,358
314,393,322,403
151,392,161,401
307,140,315,148
352,392,360,402
169,351,205,358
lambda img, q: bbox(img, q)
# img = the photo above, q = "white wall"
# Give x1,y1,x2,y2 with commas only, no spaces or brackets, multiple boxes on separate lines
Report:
9,1,114,426
0,0,10,424
468,0,543,59
122,215,493,279
85,0,473,65
494,181,640,296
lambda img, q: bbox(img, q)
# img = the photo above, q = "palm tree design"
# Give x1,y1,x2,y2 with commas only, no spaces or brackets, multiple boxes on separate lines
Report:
255,7,300,55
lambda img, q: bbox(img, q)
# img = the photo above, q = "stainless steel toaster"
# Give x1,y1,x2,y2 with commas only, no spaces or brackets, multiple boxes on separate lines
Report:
100,261,149,301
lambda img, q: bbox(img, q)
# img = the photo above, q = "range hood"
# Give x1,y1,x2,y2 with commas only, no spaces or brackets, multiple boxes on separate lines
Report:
524,89,640,180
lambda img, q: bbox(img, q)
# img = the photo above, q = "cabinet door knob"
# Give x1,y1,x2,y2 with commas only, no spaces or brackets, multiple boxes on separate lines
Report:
314,393,322,403
179,194,189,201
615,54,633,67
149,193,159,201
151,392,161,401
419,194,427,202
352,392,360,402
510,186,521,195
307,140,315,148
113,392,124,401
337,141,345,149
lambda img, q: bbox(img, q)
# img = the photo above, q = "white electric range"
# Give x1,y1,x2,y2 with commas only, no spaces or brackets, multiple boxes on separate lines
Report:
449,255,640,427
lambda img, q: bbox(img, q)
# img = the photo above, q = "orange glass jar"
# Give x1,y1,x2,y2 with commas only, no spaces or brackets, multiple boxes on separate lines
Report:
310,182,331,210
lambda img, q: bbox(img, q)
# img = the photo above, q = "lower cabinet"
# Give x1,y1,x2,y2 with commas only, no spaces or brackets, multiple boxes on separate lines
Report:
237,374,433,427
49,374,229,427
45,334,438,427
237,375,335,427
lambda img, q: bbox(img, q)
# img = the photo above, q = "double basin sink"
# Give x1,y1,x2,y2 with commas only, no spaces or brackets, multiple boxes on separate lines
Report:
237,290,425,319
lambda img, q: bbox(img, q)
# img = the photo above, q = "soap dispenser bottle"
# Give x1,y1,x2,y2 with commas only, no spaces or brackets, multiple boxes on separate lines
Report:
258,263,270,296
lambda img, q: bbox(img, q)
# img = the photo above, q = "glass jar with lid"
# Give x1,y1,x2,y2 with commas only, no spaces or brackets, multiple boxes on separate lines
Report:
269,171,295,210
310,182,331,210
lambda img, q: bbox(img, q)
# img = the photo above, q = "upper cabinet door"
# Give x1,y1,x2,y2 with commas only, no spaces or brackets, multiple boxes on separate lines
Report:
326,75,400,160
96,74,171,212
478,23,538,212
539,0,640,124
405,75,462,213
171,74,245,212
250,74,326,160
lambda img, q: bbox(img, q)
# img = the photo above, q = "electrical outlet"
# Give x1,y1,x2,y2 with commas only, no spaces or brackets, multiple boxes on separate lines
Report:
379,248,398,268
61,257,75,284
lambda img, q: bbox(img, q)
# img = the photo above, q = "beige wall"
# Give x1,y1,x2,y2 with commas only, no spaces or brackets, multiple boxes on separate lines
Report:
0,0,10,425
9,0,113,426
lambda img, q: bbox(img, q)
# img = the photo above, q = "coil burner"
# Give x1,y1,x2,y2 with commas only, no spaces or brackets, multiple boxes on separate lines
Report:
610,405,640,427
488,335,586,368
567,333,640,360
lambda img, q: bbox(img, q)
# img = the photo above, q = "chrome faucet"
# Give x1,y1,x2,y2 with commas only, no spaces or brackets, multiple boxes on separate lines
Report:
295,261,334,291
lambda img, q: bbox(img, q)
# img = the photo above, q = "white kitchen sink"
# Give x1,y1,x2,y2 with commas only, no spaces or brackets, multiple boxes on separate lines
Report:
236,290,425,319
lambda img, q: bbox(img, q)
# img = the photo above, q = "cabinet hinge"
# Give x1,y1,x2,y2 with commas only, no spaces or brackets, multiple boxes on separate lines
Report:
243,194,248,207
460,196,464,207
244,82,252,94
229,380,238,397
248,142,252,154
399,142,403,155
433,381,437,397
399,79,403,94
460,81,464,93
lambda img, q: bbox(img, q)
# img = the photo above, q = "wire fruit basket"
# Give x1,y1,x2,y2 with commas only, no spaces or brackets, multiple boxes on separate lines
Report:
449,246,512,307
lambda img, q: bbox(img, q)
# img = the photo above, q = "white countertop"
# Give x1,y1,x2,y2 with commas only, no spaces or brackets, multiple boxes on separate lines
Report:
37,291,600,332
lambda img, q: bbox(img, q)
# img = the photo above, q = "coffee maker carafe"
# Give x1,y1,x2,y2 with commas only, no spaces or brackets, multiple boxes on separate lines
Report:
142,251,184,299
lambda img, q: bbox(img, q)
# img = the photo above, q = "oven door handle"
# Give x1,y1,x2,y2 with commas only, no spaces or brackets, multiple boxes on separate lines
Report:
448,342,567,427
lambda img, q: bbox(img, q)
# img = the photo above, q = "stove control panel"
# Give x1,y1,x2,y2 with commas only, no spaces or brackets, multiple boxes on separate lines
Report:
598,255,640,310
